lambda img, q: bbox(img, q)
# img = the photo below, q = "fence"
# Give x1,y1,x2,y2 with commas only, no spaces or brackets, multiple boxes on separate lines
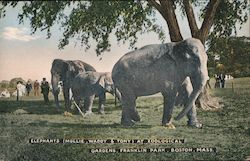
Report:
210,78,250,95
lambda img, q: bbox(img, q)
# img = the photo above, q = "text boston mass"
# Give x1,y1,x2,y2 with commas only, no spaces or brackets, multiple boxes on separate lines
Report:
90,148,216,153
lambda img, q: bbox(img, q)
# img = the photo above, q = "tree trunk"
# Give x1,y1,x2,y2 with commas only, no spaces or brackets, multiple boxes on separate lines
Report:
159,0,183,42
147,0,222,110
193,0,222,110
196,80,221,110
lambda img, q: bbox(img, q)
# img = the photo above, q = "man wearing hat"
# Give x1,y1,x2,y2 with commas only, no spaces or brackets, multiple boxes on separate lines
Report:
41,78,50,104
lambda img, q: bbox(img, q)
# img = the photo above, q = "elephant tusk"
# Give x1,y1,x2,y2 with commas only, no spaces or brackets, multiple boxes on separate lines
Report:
73,101,85,118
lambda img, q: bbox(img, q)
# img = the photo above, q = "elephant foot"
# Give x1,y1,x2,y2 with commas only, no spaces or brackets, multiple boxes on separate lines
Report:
121,117,136,126
85,110,94,116
131,113,140,122
63,111,73,117
162,123,176,129
98,110,105,115
187,121,203,129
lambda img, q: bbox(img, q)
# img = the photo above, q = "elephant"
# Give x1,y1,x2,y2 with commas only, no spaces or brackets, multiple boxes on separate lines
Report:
51,59,96,111
71,72,121,114
112,38,209,128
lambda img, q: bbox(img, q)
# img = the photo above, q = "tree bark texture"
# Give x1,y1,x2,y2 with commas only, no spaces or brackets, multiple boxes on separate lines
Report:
148,0,183,42
196,0,221,43
183,0,199,37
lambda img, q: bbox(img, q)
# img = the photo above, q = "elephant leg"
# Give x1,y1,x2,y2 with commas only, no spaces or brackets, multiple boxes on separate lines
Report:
180,80,202,128
175,86,187,106
53,91,60,110
84,95,95,114
162,90,177,126
121,93,140,126
63,87,71,111
186,104,202,128
98,92,106,114
74,96,81,108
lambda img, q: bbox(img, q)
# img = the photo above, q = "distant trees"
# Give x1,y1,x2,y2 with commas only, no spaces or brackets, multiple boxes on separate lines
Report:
208,36,250,77
0,78,27,90
0,80,9,89
9,78,26,88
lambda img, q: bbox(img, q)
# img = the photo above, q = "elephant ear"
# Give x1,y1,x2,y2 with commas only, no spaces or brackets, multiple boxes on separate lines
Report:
164,43,177,62
173,40,192,61
73,61,85,73
65,62,75,75
62,62,75,83
98,75,105,89
65,61,84,78
104,73,113,85
98,73,113,89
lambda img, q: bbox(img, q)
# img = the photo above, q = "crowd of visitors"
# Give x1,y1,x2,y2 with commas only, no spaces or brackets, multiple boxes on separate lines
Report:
14,78,51,103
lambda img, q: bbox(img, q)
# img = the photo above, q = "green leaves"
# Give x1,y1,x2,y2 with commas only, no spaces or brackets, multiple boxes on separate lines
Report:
209,0,248,38
207,37,250,77
17,1,71,38
59,1,165,55
0,1,248,56
0,1,165,56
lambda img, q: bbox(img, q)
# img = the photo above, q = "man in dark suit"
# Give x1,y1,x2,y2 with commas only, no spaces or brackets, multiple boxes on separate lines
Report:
41,78,50,103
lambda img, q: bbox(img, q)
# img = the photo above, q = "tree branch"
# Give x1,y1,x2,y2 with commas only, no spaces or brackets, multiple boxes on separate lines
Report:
147,0,163,14
198,0,221,43
159,0,183,42
183,0,199,37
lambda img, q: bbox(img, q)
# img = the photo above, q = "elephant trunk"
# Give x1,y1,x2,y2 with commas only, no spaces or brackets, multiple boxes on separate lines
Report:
175,71,208,120
51,74,60,108
114,88,122,102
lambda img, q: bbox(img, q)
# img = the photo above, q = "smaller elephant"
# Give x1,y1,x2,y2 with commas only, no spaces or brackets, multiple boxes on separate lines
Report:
51,59,96,111
72,72,121,114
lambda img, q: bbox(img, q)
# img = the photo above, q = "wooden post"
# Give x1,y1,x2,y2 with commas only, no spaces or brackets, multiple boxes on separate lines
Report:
16,89,19,101
232,81,234,93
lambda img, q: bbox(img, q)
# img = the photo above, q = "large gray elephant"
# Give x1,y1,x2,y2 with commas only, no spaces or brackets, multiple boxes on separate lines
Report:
112,38,209,128
51,59,96,111
71,72,121,114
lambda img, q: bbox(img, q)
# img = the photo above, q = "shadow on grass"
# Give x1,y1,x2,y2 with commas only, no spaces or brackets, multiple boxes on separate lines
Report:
0,100,64,115
0,96,164,115
27,120,152,129
0,99,121,115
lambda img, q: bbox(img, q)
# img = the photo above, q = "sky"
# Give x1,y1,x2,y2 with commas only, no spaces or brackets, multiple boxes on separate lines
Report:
0,2,249,82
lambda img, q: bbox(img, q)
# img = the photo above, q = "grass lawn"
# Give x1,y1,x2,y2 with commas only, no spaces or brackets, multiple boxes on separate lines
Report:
0,78,249,161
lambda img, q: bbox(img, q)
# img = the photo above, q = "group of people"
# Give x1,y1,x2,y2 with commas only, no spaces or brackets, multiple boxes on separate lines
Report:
15,78,50,103
214,73,226,88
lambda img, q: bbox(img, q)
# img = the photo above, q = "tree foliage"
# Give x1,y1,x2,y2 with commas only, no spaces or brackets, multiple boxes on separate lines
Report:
210,0,249,38
0,0,248,56
208,37,250,77
0,1,165,55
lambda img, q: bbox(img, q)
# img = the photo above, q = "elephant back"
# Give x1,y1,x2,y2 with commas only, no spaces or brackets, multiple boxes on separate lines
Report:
81,62,97,72
112,43,174,75
64,60,96,82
